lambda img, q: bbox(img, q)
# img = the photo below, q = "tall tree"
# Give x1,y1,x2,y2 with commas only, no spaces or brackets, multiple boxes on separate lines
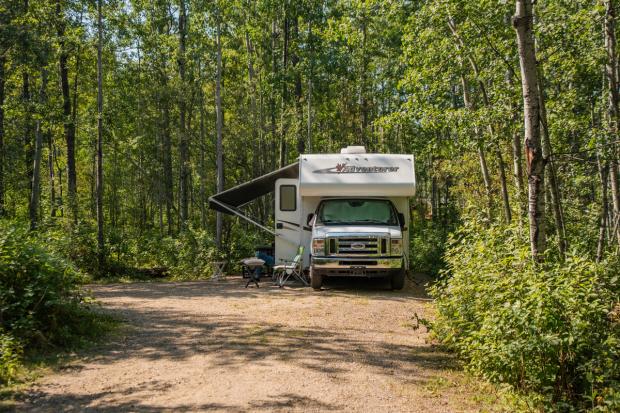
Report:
0,54,5,216
96,0,105,269
57,0,77,223
604,0,620,246
215,14,224,248
279,4,289,168
513,0,546,260
29,70,47,230
178,0,190,228
537,66,566,257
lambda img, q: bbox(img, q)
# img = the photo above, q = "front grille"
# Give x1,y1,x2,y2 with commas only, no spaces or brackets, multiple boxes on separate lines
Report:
339,260,378,266
328,236,384,256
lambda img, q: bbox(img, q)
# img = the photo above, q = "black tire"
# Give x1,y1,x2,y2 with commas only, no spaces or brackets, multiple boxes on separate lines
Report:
390,267,406,290
310,267,323,290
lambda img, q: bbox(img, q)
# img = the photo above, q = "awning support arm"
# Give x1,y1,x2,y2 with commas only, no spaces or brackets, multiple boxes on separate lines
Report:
209,197,276,236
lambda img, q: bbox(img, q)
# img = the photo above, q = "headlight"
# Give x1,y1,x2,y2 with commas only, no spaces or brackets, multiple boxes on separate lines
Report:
312,238,325,255
391,239,403,255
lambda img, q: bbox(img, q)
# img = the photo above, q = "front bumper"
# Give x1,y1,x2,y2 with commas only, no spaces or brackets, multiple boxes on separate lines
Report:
311,256,403,277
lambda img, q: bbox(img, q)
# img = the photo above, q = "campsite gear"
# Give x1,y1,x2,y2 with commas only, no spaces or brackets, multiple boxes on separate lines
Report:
255,245,274,258
240,257,265,288
255,251,274,275
211,261,226,281
209,146,414,290
273,246,308,288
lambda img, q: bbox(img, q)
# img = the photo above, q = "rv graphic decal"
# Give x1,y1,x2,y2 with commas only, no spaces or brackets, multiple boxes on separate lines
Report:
313,163,400,174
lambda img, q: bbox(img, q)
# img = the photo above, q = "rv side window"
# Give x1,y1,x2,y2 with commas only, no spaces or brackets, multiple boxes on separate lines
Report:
280,185,296,211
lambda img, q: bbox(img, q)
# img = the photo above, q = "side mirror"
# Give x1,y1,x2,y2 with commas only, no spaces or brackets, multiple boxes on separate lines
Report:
306,213,315,226
397,213,406,229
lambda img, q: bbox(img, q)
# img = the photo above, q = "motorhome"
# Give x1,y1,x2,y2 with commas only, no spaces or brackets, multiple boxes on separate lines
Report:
209,146,416,290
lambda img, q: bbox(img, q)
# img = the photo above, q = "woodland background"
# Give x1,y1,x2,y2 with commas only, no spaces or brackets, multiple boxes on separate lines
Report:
0,0,619,410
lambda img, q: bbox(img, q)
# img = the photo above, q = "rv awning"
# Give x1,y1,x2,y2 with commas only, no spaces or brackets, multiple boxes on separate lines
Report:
208,162,299,214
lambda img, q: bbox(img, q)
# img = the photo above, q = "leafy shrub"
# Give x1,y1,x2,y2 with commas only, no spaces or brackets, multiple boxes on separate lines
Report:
0,330,22,384
0,222,114,385
409,220,452,276
118,225,265,280
429,222,620,411
0,223,86,343
44,221,100,275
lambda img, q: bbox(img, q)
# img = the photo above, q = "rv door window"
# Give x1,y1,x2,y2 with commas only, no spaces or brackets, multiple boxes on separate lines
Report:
280,185,297,211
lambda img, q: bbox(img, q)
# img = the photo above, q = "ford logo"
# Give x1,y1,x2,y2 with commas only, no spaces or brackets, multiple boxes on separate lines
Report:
351,243,365,250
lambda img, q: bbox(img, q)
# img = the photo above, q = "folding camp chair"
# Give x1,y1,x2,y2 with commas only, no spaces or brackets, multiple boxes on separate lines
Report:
273,246,308,288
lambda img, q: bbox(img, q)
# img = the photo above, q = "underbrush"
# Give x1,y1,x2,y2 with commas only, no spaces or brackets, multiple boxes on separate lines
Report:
114,225,263,280
409,219,454,276
40,220,263,281
0,222,116,385
429,222,620,412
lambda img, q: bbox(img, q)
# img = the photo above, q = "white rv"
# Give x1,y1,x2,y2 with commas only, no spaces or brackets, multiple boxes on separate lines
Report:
209,146,415,290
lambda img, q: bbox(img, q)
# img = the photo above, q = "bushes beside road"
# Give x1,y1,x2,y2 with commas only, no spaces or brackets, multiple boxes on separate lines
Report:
429,222,620,411
0,222,112,384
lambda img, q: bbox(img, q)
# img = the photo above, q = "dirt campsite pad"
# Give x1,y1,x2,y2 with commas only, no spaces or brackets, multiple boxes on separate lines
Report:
17,277,504,412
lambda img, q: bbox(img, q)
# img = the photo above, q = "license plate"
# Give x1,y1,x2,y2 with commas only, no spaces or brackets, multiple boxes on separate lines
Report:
351,266,367,276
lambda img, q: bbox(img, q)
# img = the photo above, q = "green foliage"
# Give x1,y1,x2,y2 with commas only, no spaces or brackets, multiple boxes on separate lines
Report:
0,330,22,385
0,222,114,384
137,227,218,280
409,219,453,277
0,222,84,342
44,222,100,276
430,222,620,411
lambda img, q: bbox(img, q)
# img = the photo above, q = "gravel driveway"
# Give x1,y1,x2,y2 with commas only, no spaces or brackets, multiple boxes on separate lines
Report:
17,277,500,412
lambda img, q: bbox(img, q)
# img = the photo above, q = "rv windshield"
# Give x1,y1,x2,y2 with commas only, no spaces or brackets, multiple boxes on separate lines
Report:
316,199,398,226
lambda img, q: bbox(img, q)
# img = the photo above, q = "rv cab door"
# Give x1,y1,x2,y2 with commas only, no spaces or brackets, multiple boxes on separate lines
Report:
274,178,302,265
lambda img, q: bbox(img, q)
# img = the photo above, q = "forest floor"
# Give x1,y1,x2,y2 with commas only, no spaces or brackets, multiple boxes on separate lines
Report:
12,276,509,412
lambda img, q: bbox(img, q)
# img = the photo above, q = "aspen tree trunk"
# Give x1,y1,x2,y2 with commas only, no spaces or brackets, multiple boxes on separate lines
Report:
96,0,105,269
508,69,526,219
54,143,64,216
496,143,512,223
360,15,368,147
198,62,207,229
307,20,313,153
57,0,77,224
604,0,620,246
270,19,277,171
448,18,500,220
162,103,173,234
537,67,566,257
292,16,304,154
178,0,189,228
512,128,525,208
0,55,4,216
459,74,493,220
279,5,289,168
22,1,34,197
597,155,609,262
23,71,34,194
215,18,224,249
30,70,47,230
245,31,260,176
513,0,546,261
48,132,56,217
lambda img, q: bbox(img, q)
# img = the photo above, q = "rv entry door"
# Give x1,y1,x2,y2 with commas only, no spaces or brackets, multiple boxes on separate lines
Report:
275,178,301,264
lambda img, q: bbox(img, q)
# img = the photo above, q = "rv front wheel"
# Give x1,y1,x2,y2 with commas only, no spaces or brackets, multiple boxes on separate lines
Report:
390,267,406,290
310,267,322,290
